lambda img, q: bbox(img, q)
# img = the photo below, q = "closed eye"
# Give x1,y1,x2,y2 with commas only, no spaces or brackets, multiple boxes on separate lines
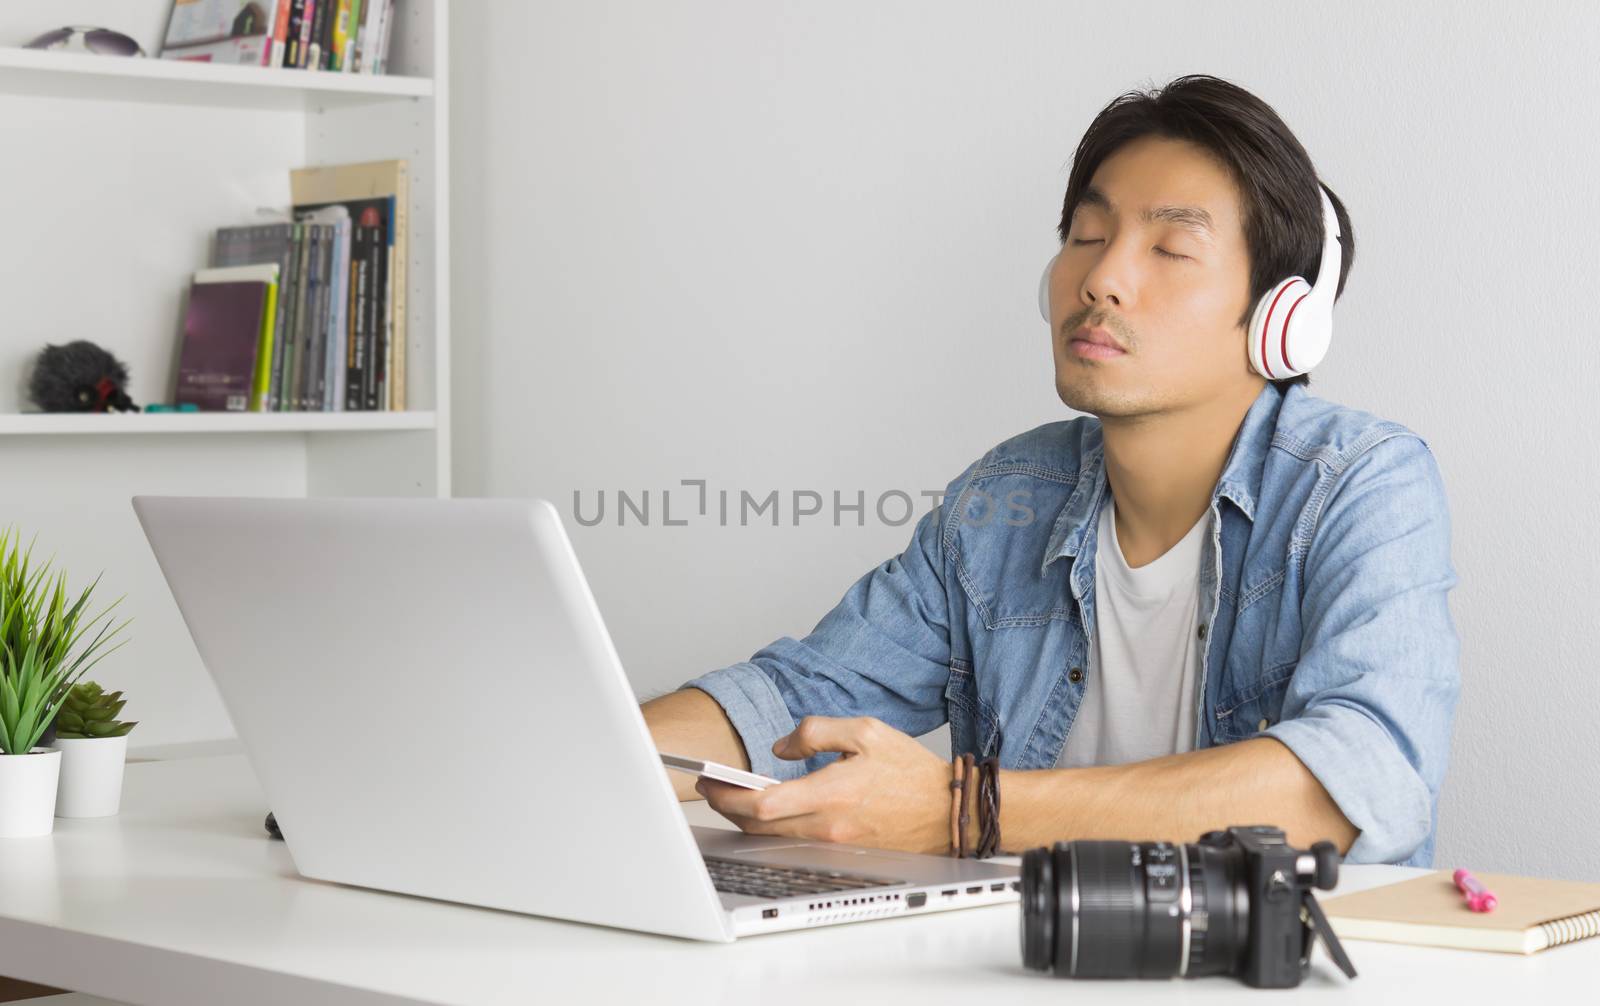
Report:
1070,237,1187,261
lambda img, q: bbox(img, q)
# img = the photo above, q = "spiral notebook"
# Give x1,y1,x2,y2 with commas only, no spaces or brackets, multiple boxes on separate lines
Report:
1323,870,1600,954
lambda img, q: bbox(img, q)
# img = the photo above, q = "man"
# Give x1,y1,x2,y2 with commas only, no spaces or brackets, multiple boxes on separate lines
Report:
643,75,1459,867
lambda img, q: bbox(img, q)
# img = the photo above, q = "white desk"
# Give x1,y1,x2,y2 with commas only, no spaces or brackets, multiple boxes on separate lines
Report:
0,754,1593,1005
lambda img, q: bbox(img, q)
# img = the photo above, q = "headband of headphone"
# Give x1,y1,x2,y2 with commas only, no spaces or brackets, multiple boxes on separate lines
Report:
1037,183,1343,381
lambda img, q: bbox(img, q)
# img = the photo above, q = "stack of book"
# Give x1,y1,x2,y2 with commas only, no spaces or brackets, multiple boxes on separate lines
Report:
158,0,400,74
176,160,408,412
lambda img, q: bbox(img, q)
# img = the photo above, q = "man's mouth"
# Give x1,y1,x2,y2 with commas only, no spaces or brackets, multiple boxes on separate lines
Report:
1069,325,1127,358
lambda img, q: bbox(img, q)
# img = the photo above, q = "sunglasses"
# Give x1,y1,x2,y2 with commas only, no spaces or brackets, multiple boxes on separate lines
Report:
25,26,146,58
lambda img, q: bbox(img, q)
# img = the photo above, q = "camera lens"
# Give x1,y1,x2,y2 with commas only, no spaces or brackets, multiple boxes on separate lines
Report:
1019,846,1056,971
1021,839,1251,979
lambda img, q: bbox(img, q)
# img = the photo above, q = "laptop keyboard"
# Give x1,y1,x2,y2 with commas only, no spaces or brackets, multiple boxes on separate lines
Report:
703,856,898,900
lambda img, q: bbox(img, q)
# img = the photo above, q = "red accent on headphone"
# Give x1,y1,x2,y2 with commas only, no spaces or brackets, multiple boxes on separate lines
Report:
1259,283,1299,380
1280,291,1310,375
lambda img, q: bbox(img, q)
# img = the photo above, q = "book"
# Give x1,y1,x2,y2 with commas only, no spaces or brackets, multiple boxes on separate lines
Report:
308,0,331,70
269,0,291,66
357,0,383,73
271,222,302,411
210,222,294,410
303,223,329,408
175,264,278,412
284,0,306,67
344,204,377,408
375,200,391,409
389,164,407,411
290,160,408,410
328,213,352,409
315,220,338,407
374,0,396,75
284,224,313,409
297,0,318,68
291,223,325,410
251,277,279,411
160,0,284,65
352,201,389,410
298,206,352,409
331,0,356,71
1324,870,1600,954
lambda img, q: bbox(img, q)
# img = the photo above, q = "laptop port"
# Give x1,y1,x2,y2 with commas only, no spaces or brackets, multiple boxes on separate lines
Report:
941,889,957,897
906,892,927,909
966,886,982,895
761,908,778,920
990,883,1006,892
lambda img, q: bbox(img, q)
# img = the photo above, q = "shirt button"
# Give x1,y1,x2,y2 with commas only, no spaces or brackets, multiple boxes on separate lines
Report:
1068,667,1084,684
1257,718,1270,732
1197,624,1208,640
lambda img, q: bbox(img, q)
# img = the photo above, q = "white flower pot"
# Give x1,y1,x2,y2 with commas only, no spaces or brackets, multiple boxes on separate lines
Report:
51,734,129,818
0,748,62,837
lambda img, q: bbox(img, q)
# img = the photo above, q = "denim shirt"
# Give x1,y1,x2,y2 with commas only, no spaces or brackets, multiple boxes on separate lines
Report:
685,383,1460,866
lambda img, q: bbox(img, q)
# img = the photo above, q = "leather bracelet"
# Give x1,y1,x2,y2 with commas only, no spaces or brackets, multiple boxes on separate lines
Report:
975,756,1002,858
951,752,1000,858
947,755,965,857
953,754,966,857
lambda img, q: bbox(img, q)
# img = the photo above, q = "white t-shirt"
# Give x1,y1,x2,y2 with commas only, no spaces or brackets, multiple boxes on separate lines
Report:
1055,498,1208,768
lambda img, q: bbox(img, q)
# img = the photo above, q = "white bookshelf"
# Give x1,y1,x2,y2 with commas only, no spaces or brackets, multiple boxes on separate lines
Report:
0,0,452,747
0,44,435,108
0,410,437,435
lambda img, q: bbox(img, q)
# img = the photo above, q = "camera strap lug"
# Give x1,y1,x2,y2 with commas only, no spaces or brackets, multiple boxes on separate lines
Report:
1300,892,1358,979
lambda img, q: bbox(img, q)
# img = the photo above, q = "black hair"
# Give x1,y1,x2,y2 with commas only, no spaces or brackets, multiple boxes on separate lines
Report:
1057,75,1354,390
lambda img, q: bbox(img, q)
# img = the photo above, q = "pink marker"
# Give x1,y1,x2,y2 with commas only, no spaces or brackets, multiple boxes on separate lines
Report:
1453,869,1498,912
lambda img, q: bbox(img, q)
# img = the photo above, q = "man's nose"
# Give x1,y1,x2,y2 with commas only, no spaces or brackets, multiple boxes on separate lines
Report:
1080,242,1133,309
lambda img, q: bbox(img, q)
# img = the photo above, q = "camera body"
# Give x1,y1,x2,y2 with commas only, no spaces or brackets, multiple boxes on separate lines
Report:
1020,824,1354,988
1208,825,1330,987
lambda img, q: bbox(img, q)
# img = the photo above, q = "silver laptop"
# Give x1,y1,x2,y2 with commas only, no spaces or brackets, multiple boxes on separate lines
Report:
133,496,1018,941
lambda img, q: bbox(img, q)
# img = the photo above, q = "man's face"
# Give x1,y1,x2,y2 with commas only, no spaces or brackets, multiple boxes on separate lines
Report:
1046,135,1261,419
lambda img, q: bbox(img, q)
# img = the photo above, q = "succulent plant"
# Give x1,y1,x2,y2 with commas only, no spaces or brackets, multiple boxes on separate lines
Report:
53,680,137,739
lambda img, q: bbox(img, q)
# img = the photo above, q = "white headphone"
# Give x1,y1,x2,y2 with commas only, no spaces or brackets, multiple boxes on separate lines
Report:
1038,183,1343,381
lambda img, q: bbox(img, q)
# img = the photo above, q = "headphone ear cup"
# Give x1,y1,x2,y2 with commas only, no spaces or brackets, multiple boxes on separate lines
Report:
1038,254,1057,324
1248,276,1321,380
1252,184,1343,380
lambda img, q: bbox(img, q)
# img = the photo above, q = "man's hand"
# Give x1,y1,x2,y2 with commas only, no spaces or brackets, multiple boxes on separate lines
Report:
696,716,951,854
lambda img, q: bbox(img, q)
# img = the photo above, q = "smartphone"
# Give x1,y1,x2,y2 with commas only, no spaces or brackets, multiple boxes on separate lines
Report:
660,753,780,791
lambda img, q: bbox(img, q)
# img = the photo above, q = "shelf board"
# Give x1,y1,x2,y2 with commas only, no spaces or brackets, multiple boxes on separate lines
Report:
0,411,437,436
0,46,432,110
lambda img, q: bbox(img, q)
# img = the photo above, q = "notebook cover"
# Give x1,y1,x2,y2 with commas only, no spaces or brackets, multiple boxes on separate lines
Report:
1323,870,1600,954
175,279,269,412
160,0,281,53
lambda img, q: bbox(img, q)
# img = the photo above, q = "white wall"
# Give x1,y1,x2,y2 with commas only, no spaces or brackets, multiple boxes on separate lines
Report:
451,0,1600,880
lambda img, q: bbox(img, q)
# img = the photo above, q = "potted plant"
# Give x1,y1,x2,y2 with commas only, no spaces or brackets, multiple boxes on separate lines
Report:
50,681,139,818
0,526,129,837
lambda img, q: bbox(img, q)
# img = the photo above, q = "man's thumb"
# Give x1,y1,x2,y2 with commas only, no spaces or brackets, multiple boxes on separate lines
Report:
773,717,863,760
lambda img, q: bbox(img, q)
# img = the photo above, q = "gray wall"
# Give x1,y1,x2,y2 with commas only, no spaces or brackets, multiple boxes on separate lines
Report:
451,0,1600,879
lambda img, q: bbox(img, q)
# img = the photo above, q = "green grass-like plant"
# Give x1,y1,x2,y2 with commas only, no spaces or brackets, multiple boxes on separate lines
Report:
0,526,130,755
54,680,138,739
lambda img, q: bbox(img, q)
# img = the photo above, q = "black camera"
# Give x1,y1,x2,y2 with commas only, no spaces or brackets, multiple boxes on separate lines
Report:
1020,825,1358,988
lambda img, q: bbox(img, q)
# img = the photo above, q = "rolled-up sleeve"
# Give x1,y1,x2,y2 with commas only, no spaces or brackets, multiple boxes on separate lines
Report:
1263,433,1460,865
683,481,965,781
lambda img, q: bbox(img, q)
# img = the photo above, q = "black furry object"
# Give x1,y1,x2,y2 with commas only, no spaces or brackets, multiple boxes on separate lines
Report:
28,340,139,413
